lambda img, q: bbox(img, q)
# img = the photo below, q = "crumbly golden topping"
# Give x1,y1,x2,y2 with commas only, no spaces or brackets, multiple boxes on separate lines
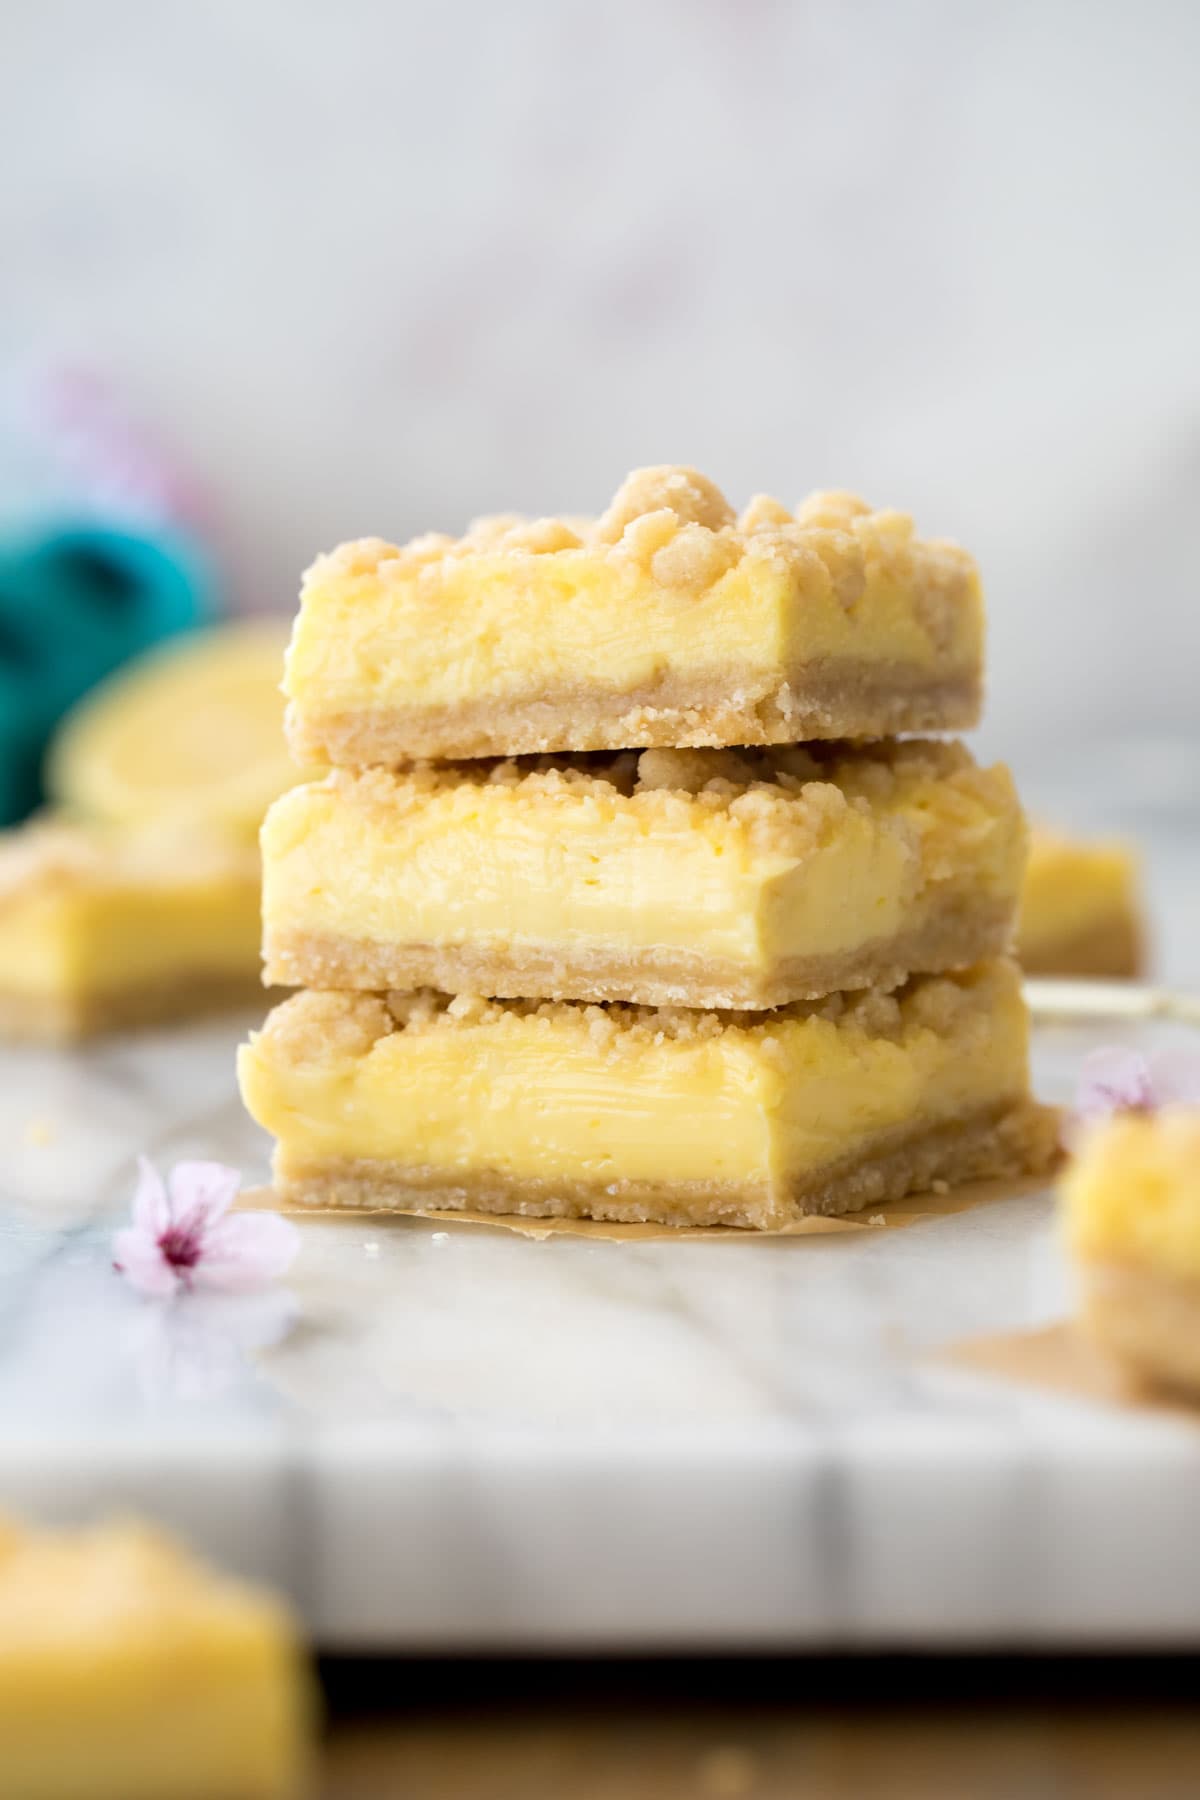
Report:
304,465,977,617
259,965,1007,1065
305,739,1014,866
0,1516,268,1641
0,817,259,906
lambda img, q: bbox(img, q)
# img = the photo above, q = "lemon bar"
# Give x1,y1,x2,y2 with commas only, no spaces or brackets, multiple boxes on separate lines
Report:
0,1515,314,1800
284,468,984,764
1063,1110,1200,1397
0,819,263,1042
1017,826,1144,978
262,742,1025,1010
239,961,1055,1231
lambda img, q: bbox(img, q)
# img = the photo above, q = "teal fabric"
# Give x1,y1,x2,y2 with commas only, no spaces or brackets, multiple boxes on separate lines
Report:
0,524,213,824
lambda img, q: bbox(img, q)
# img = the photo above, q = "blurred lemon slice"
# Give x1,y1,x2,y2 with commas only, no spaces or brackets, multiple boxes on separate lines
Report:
46,621,299,839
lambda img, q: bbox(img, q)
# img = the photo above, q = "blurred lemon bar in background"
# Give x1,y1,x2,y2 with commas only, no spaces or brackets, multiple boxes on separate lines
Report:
261,741,1026,1010
1063,1110,1200,1399
47,621,296,841
0,1514,314,1800
283,468,985,766
240,960,1057,1231
0,622,299,1040
0,818,264,1041
1017,826,1144,978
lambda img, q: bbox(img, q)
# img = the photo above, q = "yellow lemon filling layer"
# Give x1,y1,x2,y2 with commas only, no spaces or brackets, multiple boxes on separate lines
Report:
261,743,1024,1006
239,961,1033,1213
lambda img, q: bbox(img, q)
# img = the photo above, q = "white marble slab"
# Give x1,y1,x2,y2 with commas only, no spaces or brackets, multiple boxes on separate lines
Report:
4,974,1200,1651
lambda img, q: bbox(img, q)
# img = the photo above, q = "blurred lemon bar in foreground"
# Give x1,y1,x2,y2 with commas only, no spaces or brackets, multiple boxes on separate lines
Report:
1017,826,1144,978
262,741,1026,1010
240,960,1057,1231
0,1514,314,1800
47,620,296,841
283,468,984,766
0,818,264,1041
1063,1110,1200,1399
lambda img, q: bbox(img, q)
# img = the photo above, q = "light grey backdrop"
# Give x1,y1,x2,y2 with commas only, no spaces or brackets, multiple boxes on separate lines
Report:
4,0,1199,764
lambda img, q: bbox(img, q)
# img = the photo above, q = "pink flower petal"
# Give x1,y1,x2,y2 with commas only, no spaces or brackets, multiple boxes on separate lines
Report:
131,1156,170,1237
113,1225,181,1299
189,1211,300,1294
1145,1048,1200,1108
1074,1047,1154,1118
167,1161,242,1233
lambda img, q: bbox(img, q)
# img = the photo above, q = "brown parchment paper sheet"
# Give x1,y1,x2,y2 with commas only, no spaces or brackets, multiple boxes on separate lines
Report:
945,1321,1200,1425
240,1167,1053,1243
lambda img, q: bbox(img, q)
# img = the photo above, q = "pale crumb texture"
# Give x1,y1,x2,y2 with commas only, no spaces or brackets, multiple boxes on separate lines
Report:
259,964,1008,1066
0,1516,272,1636
306,465,976,629
1064,1109,1200,1281
313,738,1014,865
0,816,259,906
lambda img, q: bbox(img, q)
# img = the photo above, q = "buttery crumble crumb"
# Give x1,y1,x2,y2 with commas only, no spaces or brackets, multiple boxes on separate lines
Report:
257,968,1002,1064
300,465,977,629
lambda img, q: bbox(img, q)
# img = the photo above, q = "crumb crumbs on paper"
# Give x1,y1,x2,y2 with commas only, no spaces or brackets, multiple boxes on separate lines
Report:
363,1240,381,1261
431,1231,450,1245
24,1117,54,1147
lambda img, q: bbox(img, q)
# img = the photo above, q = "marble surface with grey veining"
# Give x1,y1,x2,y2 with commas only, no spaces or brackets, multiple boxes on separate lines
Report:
2,825,1200,1649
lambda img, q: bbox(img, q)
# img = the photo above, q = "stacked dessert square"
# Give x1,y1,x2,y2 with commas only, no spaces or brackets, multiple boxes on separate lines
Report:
240,467,1056,1229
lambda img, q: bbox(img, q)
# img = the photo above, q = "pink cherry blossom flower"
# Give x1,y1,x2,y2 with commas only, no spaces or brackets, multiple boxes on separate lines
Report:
113,1158,298,1299
1065,1045,1200,1149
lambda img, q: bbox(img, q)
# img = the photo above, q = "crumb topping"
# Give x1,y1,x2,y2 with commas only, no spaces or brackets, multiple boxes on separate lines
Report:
307,739,1011,865
259,965,1006,1065
0,818,259,905
303,465,977,624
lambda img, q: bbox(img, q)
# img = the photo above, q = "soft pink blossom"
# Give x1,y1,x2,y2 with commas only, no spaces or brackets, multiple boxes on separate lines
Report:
113,1158,298,1298
1065,1045,1200,1148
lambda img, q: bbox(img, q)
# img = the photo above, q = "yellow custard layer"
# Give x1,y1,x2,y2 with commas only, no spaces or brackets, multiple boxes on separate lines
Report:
239,961,1033,1222
261,743,1025,1006
1064,1110,1200,1283
0,819,261,1011
0,1516,313,1800
285,468,983,758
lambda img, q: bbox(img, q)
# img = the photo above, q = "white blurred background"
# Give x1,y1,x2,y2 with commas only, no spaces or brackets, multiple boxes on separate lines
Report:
3,0,1199,766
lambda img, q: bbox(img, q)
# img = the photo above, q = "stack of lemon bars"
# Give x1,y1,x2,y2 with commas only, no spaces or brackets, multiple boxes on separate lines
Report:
240,467,1057,1231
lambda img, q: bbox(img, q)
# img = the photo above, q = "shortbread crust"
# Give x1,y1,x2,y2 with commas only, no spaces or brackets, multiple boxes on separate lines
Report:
0,971,269,1045
273,1101,1056,1231
262,742,1024,1008
239,961,1055,1232
285,469,984,762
